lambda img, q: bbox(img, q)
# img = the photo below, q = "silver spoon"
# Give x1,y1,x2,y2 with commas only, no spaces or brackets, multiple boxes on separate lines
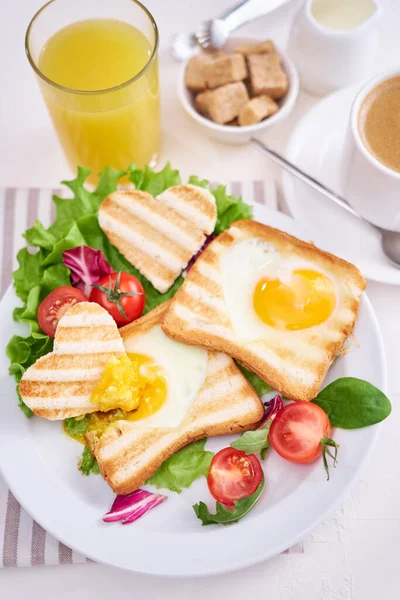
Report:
251,138,400,268
171,0,288,61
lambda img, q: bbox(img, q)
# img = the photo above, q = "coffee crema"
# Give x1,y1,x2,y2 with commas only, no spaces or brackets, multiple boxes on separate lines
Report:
358,76,400,174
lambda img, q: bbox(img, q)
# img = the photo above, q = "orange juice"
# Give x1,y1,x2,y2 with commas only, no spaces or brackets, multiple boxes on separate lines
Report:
38,18,160,182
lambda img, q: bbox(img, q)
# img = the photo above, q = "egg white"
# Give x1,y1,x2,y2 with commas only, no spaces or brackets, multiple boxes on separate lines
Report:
220,238,337,341
122,325,208,428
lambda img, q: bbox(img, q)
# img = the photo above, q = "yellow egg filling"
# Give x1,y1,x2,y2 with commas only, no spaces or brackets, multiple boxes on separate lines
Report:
88,352,167,422
253,269,336,330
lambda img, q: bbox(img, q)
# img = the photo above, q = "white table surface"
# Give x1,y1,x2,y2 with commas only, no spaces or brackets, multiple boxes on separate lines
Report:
2,0,400,597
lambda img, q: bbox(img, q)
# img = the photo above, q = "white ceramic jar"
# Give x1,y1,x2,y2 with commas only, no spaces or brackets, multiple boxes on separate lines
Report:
288,0,382,96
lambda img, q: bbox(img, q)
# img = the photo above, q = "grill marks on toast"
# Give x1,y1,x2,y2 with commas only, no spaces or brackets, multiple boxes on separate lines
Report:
162,220,366,401
19,303,125,420
98,186,217,293
92,306,263,495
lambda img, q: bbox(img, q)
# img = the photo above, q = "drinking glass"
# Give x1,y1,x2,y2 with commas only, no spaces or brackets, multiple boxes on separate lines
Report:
25,0,161,184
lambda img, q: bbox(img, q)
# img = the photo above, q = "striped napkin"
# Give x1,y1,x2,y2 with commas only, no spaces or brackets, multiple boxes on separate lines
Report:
0,180,303,568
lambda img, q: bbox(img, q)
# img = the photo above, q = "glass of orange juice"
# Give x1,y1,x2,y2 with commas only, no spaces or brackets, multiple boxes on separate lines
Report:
25,0,161,184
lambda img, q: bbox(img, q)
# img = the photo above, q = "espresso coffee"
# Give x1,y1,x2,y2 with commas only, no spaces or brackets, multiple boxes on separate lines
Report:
358,76,400,174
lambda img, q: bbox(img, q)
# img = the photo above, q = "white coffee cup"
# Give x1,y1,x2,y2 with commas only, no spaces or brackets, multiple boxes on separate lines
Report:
342,68,400,232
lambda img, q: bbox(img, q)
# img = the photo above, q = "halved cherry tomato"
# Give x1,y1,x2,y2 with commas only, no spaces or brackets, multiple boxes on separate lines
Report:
207,447,263,506
38,286,87,337
269,401,331,464
89,272,145,327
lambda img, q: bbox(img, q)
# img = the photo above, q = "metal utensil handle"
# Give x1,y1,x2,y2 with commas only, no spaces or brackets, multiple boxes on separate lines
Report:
251,137,369,223
220,0,287,32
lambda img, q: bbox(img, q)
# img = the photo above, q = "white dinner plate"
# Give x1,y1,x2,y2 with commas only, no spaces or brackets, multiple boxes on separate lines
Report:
282,84,400,286
0,205,386,577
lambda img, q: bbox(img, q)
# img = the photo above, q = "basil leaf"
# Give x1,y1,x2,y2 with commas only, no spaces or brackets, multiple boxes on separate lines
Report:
193,478,265,526
313,377,391,429
231,421,271,458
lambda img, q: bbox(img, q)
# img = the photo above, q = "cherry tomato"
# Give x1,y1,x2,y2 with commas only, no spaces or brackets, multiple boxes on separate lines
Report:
89,272,145,327
269,401,331,464
38,286,87,337
207,447,263,506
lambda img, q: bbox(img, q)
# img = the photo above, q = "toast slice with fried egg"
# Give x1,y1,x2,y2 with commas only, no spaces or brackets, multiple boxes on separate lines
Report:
98,185,217,293
89,303,264,495
19,302,125,420
162,220,366,402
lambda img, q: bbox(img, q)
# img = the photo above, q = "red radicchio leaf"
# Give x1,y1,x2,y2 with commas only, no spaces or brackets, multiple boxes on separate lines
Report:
103,489,167,525
257,394,283,430
62,246,113,297
183,234,216,277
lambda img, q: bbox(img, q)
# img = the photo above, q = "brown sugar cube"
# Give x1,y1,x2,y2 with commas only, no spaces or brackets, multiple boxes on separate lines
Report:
247,53,288,99
234,40,276,56
238,95,279,126
185,55,213,92
195,91,212,115
203,54,247,89
206,82,249,124
211,50,226,59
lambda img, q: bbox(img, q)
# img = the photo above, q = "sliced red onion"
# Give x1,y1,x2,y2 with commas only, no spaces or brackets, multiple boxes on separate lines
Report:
103,489,167,525
183,234,216,277
62,246,113,298
257,394,283,430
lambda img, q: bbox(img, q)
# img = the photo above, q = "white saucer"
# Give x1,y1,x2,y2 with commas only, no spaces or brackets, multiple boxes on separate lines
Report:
282,84,400,285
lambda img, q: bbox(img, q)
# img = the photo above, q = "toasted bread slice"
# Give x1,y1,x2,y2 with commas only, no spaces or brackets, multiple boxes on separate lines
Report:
89,302,263,495
98,185,217,293
19,302,125,420
162,220,366,402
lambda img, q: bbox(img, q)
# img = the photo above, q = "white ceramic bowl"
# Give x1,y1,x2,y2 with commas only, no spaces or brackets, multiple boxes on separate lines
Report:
178,36,299,145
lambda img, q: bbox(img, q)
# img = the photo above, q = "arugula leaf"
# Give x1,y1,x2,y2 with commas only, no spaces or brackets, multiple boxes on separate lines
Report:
313,377,391,429
231,421,271,459
237,364,274,397
64,417,90,443
193,477,265,526
79,445,100,476
147,439,213,493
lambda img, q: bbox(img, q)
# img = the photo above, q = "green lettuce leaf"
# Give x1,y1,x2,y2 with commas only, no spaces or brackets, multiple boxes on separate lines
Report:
8,163,254,419
6,333,53,418
79,445,100,476
212,185,253,233
147,439,214,493
129,163,181,195
64,417,90,443
237,364,274,397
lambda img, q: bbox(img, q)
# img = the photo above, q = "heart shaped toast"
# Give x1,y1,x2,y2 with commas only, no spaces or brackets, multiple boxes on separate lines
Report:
98,185,217,293
19,302,125,420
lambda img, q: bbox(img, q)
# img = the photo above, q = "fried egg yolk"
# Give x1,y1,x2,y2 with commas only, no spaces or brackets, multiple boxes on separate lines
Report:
253,269,336,330
90,353,167,417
